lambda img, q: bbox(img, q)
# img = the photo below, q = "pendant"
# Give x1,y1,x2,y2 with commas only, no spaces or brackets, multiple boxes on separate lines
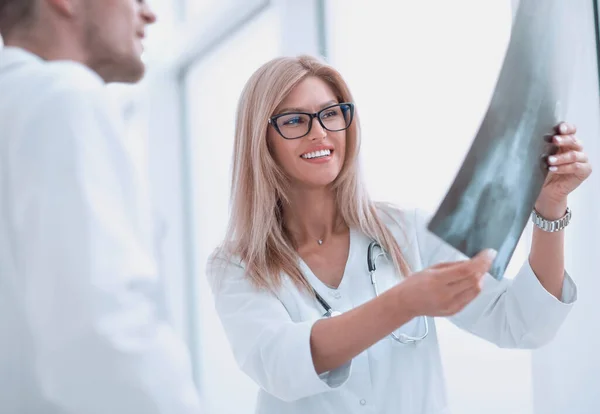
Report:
318,239,323,245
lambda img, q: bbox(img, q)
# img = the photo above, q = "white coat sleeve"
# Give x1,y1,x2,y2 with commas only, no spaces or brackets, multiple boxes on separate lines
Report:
207,255,351,402
412,209,577,348
8,84,202,413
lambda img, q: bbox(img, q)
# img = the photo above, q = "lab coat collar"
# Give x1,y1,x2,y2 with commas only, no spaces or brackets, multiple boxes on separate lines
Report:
0,46,43,72
0,46,105,86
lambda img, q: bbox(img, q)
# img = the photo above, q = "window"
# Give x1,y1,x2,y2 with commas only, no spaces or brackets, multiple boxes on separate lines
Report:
185,0,239,22
595,0,600,85
325,1,533,413
182,7,281,413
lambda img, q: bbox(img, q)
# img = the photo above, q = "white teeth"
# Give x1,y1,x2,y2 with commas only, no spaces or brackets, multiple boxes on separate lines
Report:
302,149,331,159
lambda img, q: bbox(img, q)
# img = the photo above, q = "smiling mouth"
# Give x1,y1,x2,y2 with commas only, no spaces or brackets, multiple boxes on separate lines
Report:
301,149,333,159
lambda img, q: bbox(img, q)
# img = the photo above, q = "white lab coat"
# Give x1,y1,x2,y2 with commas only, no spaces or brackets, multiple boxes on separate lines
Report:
0,47,202,414
207,206,577,414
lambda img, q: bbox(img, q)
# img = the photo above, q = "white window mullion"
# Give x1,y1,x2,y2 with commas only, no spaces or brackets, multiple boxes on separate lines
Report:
275,0,324,58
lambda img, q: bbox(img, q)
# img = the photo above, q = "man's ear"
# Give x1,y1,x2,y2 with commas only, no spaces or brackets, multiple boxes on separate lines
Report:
45,0,78,18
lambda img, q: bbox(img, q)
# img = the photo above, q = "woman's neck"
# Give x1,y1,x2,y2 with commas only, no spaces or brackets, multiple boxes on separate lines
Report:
282,187,345,247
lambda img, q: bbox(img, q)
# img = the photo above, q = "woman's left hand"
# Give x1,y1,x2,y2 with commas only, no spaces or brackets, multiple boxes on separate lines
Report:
536,122,593,216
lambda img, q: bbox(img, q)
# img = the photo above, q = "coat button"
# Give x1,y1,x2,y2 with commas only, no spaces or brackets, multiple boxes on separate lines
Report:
360,399,366,405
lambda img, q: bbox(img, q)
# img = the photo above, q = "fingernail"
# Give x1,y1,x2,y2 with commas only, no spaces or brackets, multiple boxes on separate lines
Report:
485,249,497,260
549,166,558,172
548,156,558,164
554,135,562,144
560,124,568,134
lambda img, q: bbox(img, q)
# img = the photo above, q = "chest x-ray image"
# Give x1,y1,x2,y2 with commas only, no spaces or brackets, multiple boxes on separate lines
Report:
427,0,586,279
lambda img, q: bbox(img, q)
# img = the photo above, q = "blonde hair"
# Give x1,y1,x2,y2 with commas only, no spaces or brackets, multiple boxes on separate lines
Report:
216,55,411,292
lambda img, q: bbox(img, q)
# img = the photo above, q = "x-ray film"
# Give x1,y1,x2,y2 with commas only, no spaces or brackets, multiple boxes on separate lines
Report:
427,0,585,279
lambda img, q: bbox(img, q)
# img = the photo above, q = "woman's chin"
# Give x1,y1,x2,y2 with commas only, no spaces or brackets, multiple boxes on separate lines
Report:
293,174,340,189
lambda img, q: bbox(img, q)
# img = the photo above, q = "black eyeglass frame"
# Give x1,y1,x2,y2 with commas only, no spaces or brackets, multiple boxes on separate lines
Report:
268,102,355,140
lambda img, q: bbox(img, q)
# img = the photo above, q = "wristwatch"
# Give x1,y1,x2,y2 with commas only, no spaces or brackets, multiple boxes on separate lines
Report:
531,207,572,232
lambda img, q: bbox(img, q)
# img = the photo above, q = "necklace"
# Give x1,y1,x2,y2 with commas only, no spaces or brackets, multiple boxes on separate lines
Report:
286,227,326,246
285,219,346,247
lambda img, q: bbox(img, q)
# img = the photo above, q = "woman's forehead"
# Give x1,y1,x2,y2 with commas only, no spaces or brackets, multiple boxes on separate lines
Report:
276,77,338,113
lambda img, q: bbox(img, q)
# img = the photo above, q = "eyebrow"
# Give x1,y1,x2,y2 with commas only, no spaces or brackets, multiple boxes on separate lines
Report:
277,100,339,114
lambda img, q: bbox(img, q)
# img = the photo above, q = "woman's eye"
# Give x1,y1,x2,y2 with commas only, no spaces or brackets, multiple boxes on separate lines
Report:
322,110,339,119
283,116,304,125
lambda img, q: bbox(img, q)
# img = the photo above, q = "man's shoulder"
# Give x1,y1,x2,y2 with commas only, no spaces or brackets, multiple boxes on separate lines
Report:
0,55,116,156
0,54,123,155
13,65,113,137
0,50,106,109
44,60,104,91
33,61,106,107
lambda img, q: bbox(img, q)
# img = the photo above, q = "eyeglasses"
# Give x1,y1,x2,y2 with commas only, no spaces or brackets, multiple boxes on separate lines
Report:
268,102,355,140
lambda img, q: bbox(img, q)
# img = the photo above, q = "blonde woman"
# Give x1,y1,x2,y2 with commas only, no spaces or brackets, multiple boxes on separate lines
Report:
207,55,591,414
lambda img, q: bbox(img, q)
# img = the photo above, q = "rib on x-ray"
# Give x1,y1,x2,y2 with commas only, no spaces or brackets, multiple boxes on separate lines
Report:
427,0,586,279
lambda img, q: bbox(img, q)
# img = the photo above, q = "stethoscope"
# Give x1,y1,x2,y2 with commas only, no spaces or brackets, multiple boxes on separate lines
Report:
313,241,429,345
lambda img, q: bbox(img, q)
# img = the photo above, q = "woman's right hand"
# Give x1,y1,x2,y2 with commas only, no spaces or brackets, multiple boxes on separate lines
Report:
311,248,497,374
398,249,497,318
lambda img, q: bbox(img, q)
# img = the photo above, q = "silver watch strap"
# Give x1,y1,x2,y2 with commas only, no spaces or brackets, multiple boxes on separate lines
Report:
531,207,571,232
